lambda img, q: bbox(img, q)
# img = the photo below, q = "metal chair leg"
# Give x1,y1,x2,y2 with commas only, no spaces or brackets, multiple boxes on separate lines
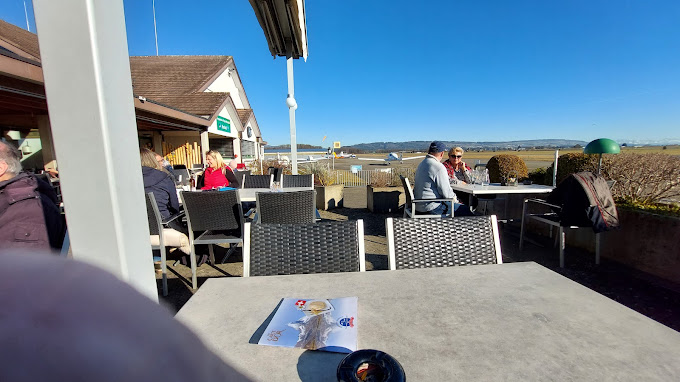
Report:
190,245,198,290
208,244,216,265
559,227,565,268
221,244,238,264
519,200,528,251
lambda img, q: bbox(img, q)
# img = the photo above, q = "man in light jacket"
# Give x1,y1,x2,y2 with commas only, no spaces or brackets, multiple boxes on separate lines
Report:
414,141,473,216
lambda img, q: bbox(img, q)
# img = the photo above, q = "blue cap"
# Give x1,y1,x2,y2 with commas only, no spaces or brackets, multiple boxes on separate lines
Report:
428,141,447,153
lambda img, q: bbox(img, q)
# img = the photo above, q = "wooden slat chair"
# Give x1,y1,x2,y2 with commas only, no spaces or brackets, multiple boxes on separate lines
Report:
386,216,503,270
243,220,366,277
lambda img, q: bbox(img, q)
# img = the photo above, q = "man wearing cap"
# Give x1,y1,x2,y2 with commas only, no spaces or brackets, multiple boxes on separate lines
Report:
414,141,473,216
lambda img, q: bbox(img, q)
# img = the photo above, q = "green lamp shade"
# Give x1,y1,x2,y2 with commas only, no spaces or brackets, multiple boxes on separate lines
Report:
584,138,621,154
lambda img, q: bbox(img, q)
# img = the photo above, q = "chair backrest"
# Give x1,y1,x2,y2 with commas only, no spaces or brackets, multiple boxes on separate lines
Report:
399,175,414,206
145,192,163,237
243,220,366,277
243,174,273,189
386,216,502,270
180,190,243,232
268,167,283,182
256,190,316,224
281,174,313,188
174,168,191,186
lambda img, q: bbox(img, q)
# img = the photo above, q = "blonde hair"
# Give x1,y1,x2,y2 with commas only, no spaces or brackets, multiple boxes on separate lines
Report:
449,147,464,156
140,148,170,176
206,150,226,169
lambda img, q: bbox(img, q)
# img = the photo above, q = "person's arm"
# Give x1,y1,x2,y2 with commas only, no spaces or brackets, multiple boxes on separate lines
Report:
462,164,472,184
435,164,456,200
166,177,180,213
223,167,240,188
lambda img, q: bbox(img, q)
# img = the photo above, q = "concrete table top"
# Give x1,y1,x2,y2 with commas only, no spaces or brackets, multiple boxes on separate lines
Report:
176,262,680,381
450,183,554,195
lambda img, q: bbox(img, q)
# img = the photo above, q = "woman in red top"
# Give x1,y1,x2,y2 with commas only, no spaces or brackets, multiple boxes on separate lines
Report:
201,150,230,190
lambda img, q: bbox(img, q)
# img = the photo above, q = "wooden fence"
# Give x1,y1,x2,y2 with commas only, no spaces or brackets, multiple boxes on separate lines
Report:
162,141,202,168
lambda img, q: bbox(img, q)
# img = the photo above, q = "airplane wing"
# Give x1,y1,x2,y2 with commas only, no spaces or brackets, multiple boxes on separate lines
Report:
399,155,425,161
356,157,387,161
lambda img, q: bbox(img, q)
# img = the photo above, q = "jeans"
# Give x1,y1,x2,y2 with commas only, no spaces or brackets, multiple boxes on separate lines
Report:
428,202,474,217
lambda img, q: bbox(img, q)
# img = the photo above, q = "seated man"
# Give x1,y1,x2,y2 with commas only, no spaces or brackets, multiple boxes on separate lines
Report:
0,141,65,251
414,141,474,217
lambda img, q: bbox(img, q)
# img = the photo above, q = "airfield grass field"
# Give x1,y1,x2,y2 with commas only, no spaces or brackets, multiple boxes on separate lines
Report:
338,145,680,172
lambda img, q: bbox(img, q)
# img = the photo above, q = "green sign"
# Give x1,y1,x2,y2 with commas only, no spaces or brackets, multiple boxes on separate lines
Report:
217,116,231,133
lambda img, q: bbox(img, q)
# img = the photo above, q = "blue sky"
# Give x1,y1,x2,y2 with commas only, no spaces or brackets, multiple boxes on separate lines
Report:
3,1,679,146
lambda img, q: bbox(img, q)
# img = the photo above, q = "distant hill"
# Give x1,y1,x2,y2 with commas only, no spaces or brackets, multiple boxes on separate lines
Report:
346,139,588,152
266,143,322,150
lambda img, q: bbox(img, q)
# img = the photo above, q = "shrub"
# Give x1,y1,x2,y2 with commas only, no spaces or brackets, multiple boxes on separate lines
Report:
305,162,336,186
607,153,680,205
369,171,392,187
527,168,549,185
486,155,528,183
247,159,291,175
544,153,610,185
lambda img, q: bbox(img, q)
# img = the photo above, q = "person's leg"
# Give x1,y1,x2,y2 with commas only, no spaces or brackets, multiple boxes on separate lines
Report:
453,203,474,216
427,202,451,216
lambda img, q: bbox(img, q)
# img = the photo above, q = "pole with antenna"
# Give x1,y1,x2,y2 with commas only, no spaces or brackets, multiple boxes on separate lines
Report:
152,0,159,55
23,1,30,31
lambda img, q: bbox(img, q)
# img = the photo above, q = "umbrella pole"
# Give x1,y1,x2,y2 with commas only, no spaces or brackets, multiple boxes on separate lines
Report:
287,57,298,175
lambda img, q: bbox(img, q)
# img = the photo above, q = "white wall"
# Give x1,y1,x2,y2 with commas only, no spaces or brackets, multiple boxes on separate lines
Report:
205,66,250,109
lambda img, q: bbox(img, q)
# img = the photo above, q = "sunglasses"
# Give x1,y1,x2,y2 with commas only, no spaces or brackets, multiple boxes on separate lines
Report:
450,155,463,158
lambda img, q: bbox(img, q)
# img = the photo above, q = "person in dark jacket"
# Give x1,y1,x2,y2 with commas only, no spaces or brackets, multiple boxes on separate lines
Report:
140,148,184,233
0,140,65,251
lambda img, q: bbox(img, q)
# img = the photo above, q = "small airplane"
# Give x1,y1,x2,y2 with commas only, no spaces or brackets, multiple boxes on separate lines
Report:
297,155,329,163
356,152,425,164
331,151,356,159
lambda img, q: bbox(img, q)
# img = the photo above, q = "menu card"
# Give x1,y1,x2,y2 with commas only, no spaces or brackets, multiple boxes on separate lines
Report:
257,297,358,353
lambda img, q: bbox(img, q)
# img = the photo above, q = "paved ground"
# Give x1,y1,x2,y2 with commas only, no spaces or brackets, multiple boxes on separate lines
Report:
158,188,680,332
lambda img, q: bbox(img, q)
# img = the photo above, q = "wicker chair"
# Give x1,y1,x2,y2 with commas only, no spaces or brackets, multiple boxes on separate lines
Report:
180,190,244,289
243,174,273,189
400,175,454,218
386,216,503,270
255,190,316,224
243,220,366,277
281,174,314,189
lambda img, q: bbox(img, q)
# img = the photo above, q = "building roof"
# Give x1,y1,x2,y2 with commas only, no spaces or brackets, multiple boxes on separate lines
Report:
129,55,232,96
236,108,253,125
144,93,230,117
0,20,41,60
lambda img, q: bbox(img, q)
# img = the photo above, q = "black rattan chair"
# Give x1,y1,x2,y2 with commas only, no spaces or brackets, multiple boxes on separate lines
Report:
281,174,314,188
255,190,316,224
243,220,366,277
242,174,273,189
400,175,454,218
386,216,503,270
145,192,168,296
180,190,244,289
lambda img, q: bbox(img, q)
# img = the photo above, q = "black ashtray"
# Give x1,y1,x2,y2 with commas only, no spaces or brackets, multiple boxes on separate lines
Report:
337,349,405,382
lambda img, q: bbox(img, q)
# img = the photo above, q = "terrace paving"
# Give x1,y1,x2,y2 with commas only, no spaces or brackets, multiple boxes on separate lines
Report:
159,187,680,332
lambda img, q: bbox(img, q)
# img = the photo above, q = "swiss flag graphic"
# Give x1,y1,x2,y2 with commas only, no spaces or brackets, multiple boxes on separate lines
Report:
295,300,306,308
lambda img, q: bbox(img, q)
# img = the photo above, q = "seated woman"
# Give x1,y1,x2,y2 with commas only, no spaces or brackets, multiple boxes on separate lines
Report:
443,147,471,184
140,148,192,259
442,146,478,211
201,150,240,189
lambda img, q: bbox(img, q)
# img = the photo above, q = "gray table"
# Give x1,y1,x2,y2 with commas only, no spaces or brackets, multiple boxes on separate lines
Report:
450,183,554,219
176,262,680,381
